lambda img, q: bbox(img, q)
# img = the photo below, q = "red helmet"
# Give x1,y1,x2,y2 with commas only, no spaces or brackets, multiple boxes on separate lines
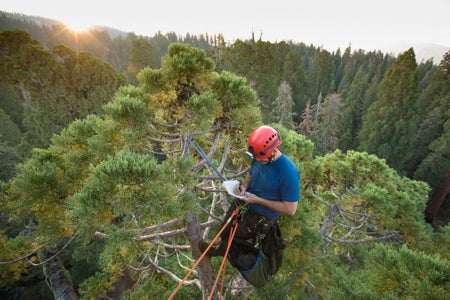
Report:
247,126,282,160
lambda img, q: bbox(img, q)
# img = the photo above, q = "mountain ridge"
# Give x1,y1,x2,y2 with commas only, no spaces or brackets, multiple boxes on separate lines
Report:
1,10,448,64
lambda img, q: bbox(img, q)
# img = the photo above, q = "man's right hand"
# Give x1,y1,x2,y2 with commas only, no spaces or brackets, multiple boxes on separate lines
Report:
233,182,247,195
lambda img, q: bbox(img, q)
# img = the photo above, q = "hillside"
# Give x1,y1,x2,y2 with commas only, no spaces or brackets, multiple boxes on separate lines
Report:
1,10,449,63
384,42,450,64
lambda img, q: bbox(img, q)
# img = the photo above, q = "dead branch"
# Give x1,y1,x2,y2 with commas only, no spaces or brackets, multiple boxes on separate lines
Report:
311,189,333,208
323,231,400,244
147,135,183,143
148,257,201,288
152,241,190,250
94,219,219,242
133,219,182,234
320,204,339,236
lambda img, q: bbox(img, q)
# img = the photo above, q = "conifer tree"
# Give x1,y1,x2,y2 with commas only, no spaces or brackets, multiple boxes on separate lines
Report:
282,51,306,120
0,30,124,157
324,244,450,299
126,38,157,84
312,93,341,154
272,81,296,129
339,66,367,151
0,43,263,299
298,100,314,138
412,51,450,186
0,109,21,180
307,49,334,102
303,149,439,296
0,29,447,298
358,48,419,173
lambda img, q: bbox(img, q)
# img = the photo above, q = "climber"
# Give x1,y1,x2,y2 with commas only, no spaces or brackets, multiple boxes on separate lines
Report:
199,125,300,285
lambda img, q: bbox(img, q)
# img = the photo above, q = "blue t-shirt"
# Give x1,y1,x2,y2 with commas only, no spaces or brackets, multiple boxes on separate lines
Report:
248,154,300,219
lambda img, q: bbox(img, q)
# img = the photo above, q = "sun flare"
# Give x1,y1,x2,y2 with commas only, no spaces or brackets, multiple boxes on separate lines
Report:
64,19,92,32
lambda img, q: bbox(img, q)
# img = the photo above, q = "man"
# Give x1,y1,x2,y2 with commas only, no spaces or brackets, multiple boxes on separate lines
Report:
200,125,300,256
234,125,300,218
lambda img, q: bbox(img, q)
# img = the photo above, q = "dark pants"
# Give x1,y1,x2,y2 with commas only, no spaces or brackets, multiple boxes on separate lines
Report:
207,201,276,257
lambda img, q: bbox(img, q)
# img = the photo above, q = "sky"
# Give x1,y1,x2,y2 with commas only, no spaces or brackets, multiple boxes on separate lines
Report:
2,0,450,54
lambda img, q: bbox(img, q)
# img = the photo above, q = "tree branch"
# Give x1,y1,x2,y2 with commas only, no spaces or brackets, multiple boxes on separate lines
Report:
134,219,181,234
320,204,339,236
94,220,220,242
152,240,191,250
28,234,78,267
148,257,201,288
0,242,47,265
323,231,400,244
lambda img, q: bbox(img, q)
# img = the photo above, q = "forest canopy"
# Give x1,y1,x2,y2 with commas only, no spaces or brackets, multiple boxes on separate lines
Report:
0,14,449,299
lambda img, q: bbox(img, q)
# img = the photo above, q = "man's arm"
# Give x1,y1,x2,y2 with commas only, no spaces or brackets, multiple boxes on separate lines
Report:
243,194,298,216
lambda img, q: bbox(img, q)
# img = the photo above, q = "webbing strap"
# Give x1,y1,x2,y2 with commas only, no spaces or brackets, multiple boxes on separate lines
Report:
187,138,227,181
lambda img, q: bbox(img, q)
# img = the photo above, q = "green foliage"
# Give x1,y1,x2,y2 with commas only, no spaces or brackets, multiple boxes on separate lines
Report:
428,225,450,259
126,38,157,84
217,40,290,120
312,93,342,154
0,23,448,298
308,49,334,100
307,150,430,243
103,95,150,128
210,70,261,136
78,272,110,299
186,91,220,129
326,244,450,299
359,48,419,173
0,82,23,129
413,51,450,189
69,149,185,238
272,81,295,129
163,42,215,86
0,109,21,181
273,125,314,168
338,64,374,151
282,51,306,121
297,148,448,298
0,233,32,284
0,31,124,156
6,149,71,241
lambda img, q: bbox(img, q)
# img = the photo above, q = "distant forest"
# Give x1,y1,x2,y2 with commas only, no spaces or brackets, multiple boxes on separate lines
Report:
0,11,449,299
1,11,447,224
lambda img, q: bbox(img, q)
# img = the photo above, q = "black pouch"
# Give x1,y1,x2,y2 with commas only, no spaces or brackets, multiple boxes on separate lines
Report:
227,239,271,287
240,250,270,287
262,223,285,275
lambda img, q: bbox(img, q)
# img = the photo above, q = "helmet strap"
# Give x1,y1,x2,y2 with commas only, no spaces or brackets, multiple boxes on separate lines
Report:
266,150,277,164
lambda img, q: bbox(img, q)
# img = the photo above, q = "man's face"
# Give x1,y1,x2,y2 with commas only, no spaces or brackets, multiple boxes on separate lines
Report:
254,149,277,164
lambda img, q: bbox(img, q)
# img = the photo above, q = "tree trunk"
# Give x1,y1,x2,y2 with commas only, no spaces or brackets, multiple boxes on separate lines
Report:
425,167,450,225
40,250,79,300
185,211,219,300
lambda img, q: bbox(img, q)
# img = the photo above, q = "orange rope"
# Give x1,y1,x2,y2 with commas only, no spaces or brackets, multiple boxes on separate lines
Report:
220,220,239,297
208,219,239,300
168,207,241,300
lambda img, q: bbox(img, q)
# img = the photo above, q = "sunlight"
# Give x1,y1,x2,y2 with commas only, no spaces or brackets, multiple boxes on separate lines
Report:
64,19,92,32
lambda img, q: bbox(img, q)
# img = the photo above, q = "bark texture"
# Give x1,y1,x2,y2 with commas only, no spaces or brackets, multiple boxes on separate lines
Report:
40,250,78,300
